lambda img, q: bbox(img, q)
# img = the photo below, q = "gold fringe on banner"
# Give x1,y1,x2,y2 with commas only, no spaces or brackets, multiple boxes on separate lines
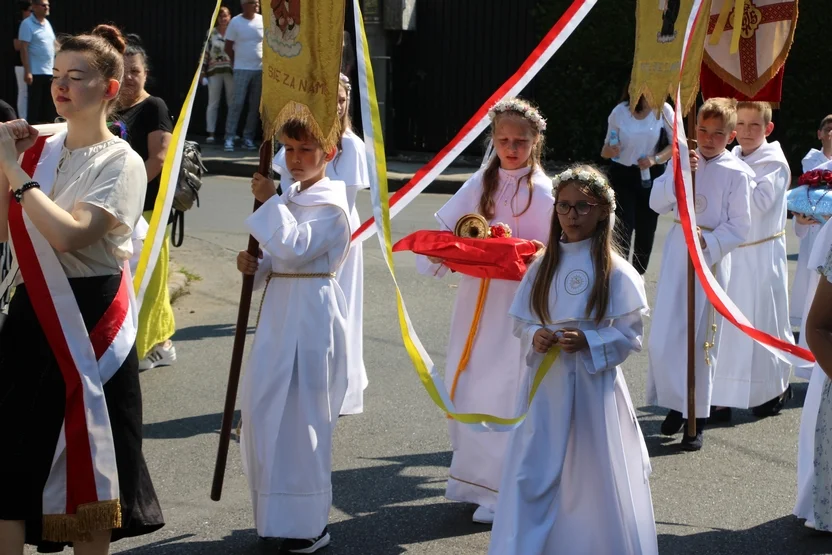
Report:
630,0,713,116
260,0,345,152
42,500,122,542
263,101,342,154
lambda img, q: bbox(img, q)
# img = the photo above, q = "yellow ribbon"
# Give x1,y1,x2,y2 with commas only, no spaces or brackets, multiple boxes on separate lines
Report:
354,3,559,428
709,0,745,54
133,1,222,301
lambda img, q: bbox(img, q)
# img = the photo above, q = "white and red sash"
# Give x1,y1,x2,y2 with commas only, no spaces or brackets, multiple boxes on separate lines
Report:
9,130,137,541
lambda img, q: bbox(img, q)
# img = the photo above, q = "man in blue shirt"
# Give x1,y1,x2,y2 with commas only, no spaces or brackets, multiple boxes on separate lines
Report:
18,0,56,124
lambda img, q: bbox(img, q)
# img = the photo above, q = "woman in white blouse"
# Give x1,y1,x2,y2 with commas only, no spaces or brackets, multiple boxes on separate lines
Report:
0,25,162,554
601,91,673,275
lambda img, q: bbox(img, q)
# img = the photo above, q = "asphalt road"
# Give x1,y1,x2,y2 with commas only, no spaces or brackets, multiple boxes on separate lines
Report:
34,175,831,555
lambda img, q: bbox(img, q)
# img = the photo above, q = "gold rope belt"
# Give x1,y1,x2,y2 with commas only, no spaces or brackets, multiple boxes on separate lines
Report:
256,271,337,325
738,229,786,248
673,219,715,232
268,272,336,279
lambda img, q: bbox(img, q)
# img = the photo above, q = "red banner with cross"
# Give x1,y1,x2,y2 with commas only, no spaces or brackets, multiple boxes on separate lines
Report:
701,0,797,102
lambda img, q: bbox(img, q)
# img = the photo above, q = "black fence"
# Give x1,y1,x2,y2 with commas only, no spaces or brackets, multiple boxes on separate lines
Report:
389,0,537,155
2,0,226,134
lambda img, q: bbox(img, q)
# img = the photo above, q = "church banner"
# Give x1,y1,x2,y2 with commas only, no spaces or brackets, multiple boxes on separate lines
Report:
261,0,345,151
702,0,797,101
630,0,712,115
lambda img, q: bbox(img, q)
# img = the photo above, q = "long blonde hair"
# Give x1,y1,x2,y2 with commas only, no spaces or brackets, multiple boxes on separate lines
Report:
479,98,546,221
529,164,617,325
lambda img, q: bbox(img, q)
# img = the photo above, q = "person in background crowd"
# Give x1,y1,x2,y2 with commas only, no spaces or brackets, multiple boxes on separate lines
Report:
600,88,673,275
13,1,31,121
115,34,177,371
201,6,234,145
0,101,16,123
223,0,263,152
18,0,56,124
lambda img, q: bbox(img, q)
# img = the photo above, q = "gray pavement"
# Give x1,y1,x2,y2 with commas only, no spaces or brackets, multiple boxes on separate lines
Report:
200,142,475,194
48,175,832,554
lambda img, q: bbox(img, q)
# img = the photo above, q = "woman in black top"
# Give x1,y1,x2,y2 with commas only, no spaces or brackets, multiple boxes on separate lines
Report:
115,35,177,372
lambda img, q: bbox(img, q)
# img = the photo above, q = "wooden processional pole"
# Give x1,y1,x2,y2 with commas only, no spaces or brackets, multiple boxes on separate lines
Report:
211,140,273,501
686,108,697,437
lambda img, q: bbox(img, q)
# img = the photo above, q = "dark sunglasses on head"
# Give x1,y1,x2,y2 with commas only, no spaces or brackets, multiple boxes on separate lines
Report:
555,201,598,216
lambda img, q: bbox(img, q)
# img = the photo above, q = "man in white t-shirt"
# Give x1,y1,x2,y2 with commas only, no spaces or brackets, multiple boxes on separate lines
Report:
223,0,264,152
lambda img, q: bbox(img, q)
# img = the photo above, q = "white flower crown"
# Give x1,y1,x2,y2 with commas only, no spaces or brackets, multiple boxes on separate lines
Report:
552,169,617,211
489,99,547,132
339,73,351,93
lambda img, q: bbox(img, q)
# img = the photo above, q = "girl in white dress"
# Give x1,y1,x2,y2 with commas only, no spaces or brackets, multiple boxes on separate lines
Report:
488,165,657,555
417,98,552,524
272,74,368,415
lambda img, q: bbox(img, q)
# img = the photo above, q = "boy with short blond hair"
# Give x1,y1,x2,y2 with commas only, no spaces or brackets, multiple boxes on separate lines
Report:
647,97,753,451
712,100,796,418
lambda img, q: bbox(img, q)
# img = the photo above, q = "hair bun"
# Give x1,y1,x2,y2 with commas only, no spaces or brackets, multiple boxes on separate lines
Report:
125,33,144,48
91,24,127,54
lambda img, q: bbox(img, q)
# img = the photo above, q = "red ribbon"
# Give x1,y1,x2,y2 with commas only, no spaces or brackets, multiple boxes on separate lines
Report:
351,0,592,242
674,5,815,363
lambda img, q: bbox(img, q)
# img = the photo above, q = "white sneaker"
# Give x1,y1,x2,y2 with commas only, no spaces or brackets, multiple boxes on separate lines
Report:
205,135,215,144
243,138,257,150
472,505,494,524
139,341,177,370
224,138,234,152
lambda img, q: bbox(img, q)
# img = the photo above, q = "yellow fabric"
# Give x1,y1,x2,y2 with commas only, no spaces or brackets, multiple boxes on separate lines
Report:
260,0,345,151
136,210,175,359
133,0,221,303
630,0,712,116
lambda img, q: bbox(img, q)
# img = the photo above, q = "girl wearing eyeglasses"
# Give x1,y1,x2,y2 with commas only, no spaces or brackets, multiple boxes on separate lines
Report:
489,165,656,555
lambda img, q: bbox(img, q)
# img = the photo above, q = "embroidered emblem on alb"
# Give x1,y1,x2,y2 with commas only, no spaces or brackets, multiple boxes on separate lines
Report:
695,194,708,214
564,269,590,295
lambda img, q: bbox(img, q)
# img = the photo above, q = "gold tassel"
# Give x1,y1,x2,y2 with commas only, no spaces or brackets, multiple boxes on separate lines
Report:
262,101,342,154
704,307,718,366
42,500,122,543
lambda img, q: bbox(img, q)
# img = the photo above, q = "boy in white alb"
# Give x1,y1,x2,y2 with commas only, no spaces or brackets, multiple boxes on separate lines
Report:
711,101,796,418
647,98,752,451
790,114,832,353
236,119,351,554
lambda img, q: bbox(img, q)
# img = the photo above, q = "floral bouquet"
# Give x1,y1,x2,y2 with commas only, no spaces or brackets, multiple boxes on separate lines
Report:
393,216,538,281
788,168,832,223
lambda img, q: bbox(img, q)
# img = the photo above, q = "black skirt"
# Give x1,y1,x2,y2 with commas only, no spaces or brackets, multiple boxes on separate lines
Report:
0,274,164,552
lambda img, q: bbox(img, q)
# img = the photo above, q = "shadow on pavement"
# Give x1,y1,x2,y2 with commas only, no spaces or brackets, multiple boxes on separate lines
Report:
117,530,265,554
143,411,240,440
658,515,832,555
120,451,481,554
329,451,485,554
172,323,256,342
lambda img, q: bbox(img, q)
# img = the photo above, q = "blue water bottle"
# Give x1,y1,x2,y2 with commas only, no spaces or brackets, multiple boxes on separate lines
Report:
609,129,620,162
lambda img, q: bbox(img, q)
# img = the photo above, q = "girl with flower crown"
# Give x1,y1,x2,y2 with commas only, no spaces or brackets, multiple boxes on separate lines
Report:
416,98,552,524
270,74,369,415
488,165,657,555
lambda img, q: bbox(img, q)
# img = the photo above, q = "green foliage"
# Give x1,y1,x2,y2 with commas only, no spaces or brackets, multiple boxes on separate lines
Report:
531,0,637,166
530,0,830,173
